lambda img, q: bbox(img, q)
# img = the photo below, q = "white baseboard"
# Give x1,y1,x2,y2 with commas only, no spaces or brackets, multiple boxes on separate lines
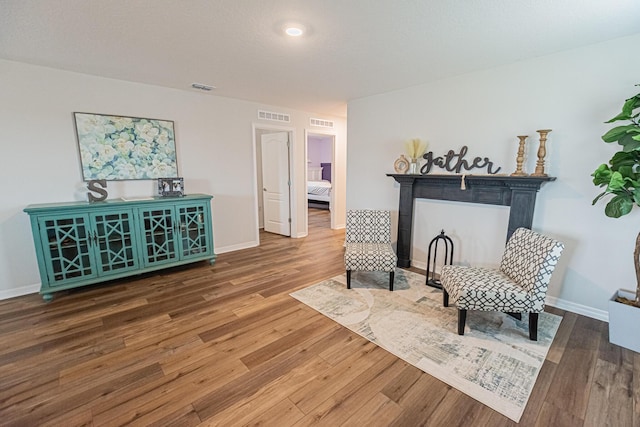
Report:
545,295,608,322
411,260,427,271
215,241,259,254
0,283,40,300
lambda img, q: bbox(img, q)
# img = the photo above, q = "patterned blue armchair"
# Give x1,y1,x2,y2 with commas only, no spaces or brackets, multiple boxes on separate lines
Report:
344,210,397,291
440,227,564,341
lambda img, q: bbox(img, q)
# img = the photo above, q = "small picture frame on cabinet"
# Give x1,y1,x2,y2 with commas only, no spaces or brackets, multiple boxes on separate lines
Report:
158,177,184,197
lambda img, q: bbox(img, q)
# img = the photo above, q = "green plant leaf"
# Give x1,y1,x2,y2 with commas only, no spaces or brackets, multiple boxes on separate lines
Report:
602,125,637,142
610,151,637,169
594,88,640,218
607,171,625,191
605,96,640,122
605,195,633,217
618,165,634,178
625,177,640,189
606,111,631,123
592,191,608,205
619,133,640,152
622,96,640,116
592,164,612,186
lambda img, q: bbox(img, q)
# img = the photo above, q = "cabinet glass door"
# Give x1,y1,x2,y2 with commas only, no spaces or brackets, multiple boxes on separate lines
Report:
139,207,178,267
38,215,97,285
177,203,212,260
92,211,139,275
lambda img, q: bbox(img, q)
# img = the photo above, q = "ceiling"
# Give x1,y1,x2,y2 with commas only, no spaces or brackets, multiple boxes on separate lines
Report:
1,1,639,117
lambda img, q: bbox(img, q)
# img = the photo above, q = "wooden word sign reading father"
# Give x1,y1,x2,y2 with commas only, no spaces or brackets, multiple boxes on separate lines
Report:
420,145,502,175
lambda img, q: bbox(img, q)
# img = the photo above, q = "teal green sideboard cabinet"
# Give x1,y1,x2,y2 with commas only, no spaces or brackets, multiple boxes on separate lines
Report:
24,194,216,301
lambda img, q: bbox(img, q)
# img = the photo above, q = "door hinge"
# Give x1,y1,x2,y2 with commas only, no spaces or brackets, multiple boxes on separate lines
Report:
288,218,291,223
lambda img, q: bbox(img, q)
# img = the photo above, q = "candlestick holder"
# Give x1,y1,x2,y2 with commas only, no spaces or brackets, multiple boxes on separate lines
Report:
531,129,552,177
511,135,528,176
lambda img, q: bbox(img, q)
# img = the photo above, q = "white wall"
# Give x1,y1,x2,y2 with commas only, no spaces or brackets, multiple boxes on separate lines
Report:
347,33,640,320
0,59,346,298
307,135,333,167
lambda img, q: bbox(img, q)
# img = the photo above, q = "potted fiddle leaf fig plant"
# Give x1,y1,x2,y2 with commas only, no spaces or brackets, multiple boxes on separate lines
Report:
591,85,640,352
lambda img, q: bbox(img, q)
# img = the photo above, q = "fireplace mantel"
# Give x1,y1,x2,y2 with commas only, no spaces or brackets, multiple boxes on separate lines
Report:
387,174,555,268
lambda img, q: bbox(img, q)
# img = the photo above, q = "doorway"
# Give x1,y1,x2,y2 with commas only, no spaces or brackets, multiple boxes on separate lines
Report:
261,131,291,236
306,131,336,230
253,125,295,240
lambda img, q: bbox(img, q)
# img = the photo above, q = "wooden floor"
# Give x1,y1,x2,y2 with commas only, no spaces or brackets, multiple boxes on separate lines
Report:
1,208,638,426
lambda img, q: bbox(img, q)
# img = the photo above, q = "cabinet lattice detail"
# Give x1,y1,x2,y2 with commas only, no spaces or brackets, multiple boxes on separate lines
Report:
94,212,138,273
41,216,94,282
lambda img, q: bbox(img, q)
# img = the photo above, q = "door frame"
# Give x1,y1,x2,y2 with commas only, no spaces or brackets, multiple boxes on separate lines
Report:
304,129,337,231
260,131,291,236
252,123,297,243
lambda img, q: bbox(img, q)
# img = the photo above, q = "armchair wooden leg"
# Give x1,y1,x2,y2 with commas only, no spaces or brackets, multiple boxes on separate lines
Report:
389,271,394,291
443,289,449,307
346,270,351,289
506,312,522,320
529,312,538,341
458,309,467,335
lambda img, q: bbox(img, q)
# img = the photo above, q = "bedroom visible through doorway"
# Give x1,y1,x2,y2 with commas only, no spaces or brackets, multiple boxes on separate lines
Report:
306,132,335,229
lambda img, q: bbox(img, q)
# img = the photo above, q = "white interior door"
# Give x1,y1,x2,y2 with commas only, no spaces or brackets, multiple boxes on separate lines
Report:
261,131,291,236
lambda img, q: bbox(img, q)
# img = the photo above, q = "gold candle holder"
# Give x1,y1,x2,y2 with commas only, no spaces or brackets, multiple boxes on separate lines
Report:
511,135,528,176
531,129,552,177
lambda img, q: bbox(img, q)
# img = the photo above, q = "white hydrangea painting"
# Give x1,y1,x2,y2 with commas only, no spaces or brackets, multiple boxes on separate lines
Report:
74,112,178,180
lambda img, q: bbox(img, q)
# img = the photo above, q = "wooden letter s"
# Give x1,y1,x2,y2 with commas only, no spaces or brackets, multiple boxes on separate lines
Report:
87,180,108,202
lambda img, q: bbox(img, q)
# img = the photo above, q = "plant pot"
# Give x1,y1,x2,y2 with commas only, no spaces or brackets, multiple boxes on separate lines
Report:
608,289,640,353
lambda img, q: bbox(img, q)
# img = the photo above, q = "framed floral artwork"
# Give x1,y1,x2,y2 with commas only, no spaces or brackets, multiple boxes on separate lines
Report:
74,112,178,181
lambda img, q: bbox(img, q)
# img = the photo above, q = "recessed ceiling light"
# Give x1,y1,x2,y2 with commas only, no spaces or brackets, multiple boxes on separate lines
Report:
284,26,304,37
191,82,215,91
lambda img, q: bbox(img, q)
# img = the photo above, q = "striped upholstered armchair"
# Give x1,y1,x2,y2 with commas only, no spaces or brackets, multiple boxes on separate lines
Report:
440,227,564,341
344,210,397,291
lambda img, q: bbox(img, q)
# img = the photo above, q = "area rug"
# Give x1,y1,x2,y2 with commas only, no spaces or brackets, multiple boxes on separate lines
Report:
290,269,562,422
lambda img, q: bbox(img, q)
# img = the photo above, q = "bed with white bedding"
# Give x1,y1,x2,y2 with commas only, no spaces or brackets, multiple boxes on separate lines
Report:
307,165,332,208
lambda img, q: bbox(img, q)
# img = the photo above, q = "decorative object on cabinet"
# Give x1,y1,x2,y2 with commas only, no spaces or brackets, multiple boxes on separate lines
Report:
24,194,215,301
393,154,410,174
531,129,552,177
87,179,108,202
158,177,184,197
74,112,178,181
511,135,529,176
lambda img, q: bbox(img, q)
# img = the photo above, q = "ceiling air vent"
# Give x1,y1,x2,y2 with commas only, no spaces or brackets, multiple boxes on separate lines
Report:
310,118,334,128
258,110,290,123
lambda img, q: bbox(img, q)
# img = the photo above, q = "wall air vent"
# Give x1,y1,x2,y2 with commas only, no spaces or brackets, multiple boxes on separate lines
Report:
310,118,334,128
258,110,291,123
191,82,215,91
